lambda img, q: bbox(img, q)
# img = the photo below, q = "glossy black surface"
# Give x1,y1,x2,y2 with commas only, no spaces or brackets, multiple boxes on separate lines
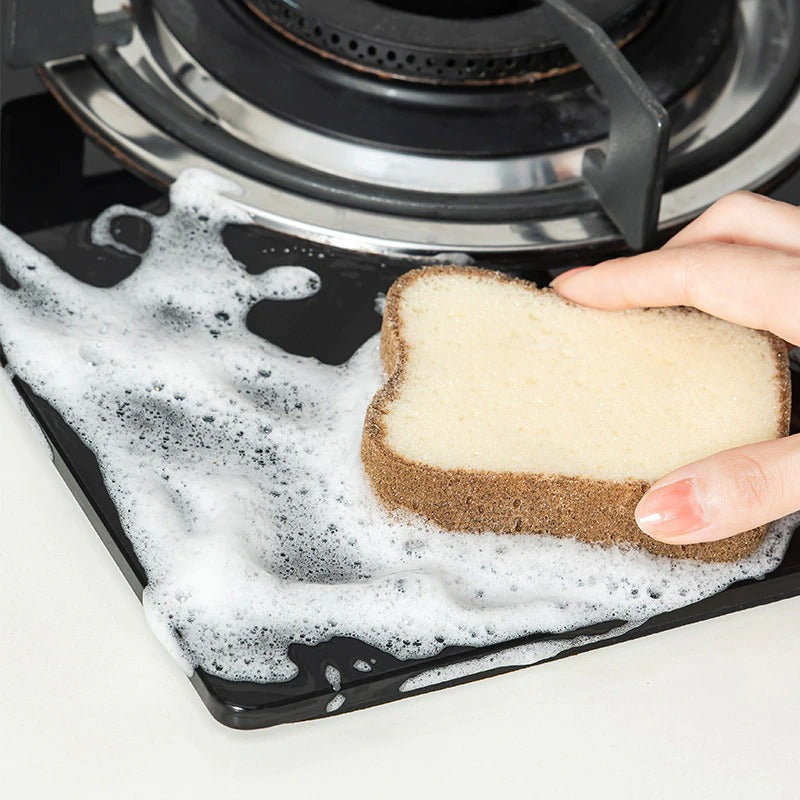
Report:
4,72,800,729
377,0,530,15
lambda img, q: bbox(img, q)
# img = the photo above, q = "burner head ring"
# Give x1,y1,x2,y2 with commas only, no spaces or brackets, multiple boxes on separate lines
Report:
243,0,662,85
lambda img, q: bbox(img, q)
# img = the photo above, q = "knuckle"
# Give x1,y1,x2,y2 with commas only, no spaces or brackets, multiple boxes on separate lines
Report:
722,454,774,512
681,240,727,257
709,190,758,218
675,242,724,305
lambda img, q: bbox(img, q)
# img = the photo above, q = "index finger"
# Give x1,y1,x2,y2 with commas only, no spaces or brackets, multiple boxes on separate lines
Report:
550,243,800,345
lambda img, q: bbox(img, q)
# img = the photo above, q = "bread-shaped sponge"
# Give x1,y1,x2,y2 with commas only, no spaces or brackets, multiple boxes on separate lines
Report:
361,267,791,561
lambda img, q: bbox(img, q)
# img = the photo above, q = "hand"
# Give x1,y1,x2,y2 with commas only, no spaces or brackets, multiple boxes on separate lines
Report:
550,191,800,546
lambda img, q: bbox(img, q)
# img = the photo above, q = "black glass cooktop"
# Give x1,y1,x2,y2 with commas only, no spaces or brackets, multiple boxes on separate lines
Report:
4,73,800,729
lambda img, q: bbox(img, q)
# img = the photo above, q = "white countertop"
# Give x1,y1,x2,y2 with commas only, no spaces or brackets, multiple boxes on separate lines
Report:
2,379,799,800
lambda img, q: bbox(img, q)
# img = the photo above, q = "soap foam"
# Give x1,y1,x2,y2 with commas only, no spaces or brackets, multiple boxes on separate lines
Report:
326,694,346,713
325,665,342,691
0,168,794,687
0,366,53,461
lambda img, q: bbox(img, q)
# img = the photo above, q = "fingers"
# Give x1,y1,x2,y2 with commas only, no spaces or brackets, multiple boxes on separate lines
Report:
665,191,800,255
634,435,800,545
550,243,800,344
550,192,800,343
550,191,800,547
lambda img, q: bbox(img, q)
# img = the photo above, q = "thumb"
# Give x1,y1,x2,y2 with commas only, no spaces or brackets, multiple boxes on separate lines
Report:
635,435,800,545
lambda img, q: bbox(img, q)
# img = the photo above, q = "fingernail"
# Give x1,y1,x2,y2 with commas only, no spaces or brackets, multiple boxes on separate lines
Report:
635,478,708,541
550,266,591,288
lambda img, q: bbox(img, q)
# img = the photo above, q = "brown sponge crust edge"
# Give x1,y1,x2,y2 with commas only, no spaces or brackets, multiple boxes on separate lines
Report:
361,266,792,563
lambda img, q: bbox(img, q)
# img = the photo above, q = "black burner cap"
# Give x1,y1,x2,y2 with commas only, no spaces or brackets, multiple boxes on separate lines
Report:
243,0,662,84
378,0,529,16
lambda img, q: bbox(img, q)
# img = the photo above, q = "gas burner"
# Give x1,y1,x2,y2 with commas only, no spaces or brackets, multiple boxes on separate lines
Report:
242,0,661,85
10,0,800,256
111,0,731,162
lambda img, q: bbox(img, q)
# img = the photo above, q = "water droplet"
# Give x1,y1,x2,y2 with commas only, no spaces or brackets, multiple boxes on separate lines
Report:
78,341,105,366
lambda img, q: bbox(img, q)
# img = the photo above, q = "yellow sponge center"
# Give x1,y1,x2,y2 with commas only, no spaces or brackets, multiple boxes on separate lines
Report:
384,271,782,482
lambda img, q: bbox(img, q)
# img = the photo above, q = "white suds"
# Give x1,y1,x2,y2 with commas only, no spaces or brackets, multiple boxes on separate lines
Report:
0,168,793,687
400,625,636,693
325,665,342,692
259,266,321,300
374,292,386,316
142,590,195,676
326,694,346,713
427,252,475,266
324,665,344,712
0,366,53,460
352,659,372,673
